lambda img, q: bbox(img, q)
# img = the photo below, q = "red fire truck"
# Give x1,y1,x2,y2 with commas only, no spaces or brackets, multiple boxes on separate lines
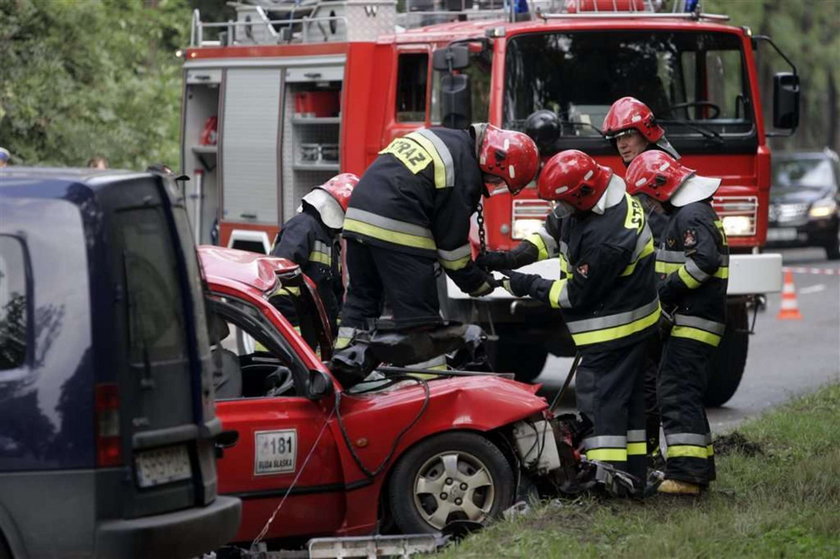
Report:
180,0,799,405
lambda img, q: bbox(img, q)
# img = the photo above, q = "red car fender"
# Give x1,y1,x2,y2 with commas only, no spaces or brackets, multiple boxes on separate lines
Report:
324,376,548,534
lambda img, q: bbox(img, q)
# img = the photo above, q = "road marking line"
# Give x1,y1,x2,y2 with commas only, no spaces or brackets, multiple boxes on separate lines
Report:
782,267,840,276
798,284,826,295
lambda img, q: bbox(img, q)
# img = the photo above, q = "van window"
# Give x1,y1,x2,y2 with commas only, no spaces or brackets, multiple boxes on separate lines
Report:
112,207,188,364
396,53,429,122
0,236,28,370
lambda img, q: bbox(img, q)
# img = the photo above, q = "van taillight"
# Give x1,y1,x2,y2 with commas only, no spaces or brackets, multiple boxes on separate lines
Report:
95,383,122,467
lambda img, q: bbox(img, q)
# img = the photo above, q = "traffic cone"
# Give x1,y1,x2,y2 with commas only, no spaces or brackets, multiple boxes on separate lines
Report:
776,269,803,320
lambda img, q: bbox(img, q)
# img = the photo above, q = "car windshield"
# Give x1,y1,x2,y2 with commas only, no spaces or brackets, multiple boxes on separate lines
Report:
504,30,753,151
772,157,836,190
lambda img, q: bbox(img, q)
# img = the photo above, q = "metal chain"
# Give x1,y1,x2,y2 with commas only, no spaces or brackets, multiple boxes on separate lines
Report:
476,201,487,255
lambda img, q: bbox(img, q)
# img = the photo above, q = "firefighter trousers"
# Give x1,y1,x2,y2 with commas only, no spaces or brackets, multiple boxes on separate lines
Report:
575,341,648,487
659,336,717,486
339,239,443,333
643,333,663,453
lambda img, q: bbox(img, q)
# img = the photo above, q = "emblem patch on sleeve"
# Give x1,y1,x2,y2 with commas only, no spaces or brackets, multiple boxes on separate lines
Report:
683,229,697,248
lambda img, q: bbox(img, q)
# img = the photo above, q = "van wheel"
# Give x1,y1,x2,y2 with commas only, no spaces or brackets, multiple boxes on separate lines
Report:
388,432,514,534
705,302,749,407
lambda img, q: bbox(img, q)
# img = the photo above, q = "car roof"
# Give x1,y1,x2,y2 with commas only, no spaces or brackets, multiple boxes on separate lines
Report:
198,246,299,295
0,166,153,193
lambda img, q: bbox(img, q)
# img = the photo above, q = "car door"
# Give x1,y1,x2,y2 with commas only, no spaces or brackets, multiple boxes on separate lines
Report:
206,296,347,541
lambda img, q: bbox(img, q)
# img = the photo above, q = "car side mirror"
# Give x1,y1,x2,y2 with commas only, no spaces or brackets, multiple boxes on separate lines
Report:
308,369,334,400
773,72,800,130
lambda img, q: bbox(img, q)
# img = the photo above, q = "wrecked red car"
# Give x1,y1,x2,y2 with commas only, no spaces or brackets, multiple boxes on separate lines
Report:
199,246,593,546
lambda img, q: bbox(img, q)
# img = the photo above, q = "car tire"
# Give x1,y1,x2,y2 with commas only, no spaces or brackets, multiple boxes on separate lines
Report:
388,432,515,534
705,301,749,407
824,231,840,260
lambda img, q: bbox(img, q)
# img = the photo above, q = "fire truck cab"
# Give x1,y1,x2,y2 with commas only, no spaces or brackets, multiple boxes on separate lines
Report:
180,0,799,405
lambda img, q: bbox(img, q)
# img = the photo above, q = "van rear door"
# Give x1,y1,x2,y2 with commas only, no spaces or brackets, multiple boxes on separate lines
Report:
97,176,219,518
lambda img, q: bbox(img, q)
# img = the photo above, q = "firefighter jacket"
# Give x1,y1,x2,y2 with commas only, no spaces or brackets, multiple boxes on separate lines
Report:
517,193,661,352
342,128,493,296
271,208,343,325
657,200,729,346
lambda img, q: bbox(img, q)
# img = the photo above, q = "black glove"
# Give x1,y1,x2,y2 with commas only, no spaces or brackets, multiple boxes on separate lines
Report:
500,270,539,297
468,274,500,297
658,284,677,308
475,251,513,272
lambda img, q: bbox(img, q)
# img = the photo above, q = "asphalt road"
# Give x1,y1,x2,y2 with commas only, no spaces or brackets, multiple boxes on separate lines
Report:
536,247,840,433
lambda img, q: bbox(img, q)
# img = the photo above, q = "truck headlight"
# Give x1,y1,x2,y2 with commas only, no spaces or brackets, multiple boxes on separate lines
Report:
511,199,552,240
722,215,754,236
712,196,757,237
809,198,837,218
512,218,544,240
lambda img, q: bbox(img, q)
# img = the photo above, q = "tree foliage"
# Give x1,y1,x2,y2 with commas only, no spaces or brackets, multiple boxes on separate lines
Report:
705,0,840,152
0,0,189,169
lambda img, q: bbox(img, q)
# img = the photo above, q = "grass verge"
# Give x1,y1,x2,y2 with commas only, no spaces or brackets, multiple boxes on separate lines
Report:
437,384,840,558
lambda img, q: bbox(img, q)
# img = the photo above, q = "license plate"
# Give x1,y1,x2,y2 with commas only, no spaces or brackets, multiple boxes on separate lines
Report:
767,227,797,241
135,445,192,488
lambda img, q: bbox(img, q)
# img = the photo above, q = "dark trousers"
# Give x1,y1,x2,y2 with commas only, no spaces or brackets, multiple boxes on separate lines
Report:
659,336,717,485
339,240,442,331
575,341,648,485
643,333,663,451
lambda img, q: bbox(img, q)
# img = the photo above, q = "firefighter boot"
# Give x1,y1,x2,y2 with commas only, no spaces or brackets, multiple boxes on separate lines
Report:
657,479,701,496
329,342,378,388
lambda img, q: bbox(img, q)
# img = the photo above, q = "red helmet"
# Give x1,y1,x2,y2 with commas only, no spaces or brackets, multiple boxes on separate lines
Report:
302,173,359,229
625,150,692,202
602,97,664,143
626,151,719,206
537,150,613,211
319,173,359,212
478,125,540,195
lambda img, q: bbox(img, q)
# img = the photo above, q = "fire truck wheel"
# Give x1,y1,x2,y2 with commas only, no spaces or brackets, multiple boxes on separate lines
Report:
388,432,514,534
704,301,749,407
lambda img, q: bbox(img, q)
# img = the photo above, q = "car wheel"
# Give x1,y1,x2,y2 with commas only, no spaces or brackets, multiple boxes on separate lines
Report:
388,432,514,533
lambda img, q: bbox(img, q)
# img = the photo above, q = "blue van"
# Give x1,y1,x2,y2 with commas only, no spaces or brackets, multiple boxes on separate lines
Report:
0,168,240,558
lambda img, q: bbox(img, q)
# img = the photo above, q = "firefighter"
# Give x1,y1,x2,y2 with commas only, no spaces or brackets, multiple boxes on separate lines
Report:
602,96,679,166
332,125,540,386
271,173,359,343
626,150,727,495
499,150,660,491
603,96,682,457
